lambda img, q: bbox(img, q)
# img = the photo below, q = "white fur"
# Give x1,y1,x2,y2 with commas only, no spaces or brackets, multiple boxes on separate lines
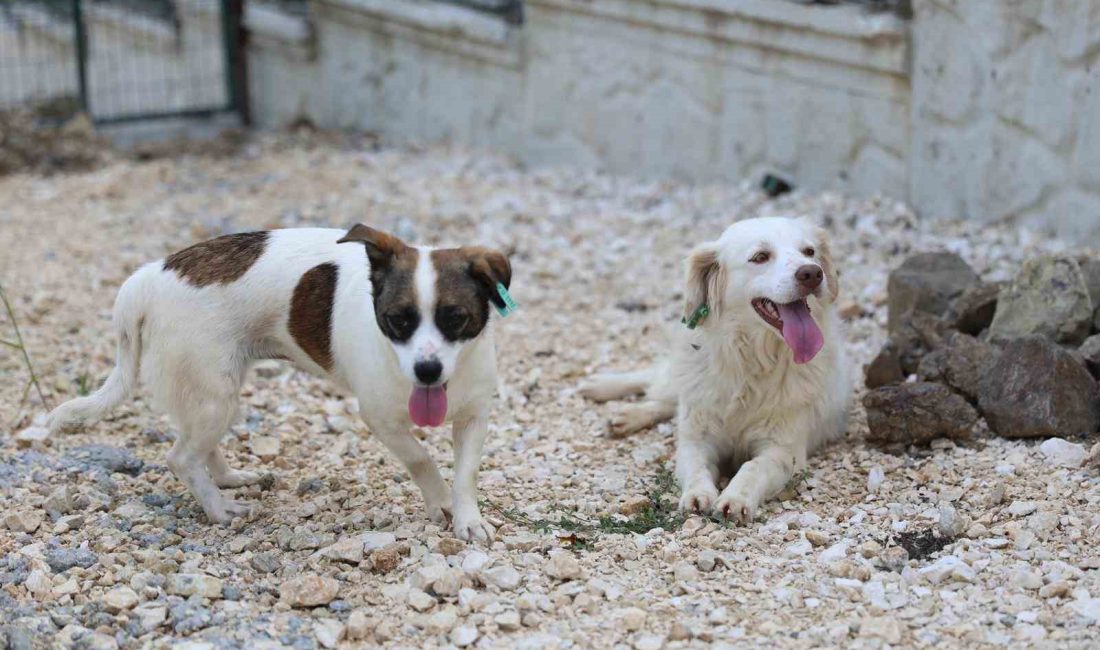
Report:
580,217,851,523
46,228,500,541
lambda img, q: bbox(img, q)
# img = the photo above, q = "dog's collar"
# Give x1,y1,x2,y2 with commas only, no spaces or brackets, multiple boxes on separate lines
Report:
494,282,518,317
681,304,709,329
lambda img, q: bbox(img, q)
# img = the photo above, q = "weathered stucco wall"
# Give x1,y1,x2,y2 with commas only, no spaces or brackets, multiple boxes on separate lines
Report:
246,0,1100,241
910,0,1100,240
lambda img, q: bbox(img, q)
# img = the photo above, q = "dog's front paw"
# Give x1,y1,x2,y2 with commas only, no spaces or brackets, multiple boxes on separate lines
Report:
714,493,757,525
679,484,719,514
452,511,495,544
426,503,454,526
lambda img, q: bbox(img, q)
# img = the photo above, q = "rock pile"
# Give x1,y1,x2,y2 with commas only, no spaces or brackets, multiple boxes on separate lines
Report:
865,253,1100,448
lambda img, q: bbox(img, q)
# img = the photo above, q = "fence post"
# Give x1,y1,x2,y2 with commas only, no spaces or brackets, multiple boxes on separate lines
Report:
221,0,249,125
71,0,89,116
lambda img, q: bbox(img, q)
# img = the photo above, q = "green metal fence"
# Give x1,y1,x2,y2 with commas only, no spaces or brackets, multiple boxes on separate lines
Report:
0,0,247,124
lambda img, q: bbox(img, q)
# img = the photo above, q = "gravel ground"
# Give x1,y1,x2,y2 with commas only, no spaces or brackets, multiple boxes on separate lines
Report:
1,133,1099,649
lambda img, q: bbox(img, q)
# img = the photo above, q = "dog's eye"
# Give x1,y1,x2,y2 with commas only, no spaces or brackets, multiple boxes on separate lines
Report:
386,313,411,332
749,251,771,264
802,247,816,257
439,309,469,331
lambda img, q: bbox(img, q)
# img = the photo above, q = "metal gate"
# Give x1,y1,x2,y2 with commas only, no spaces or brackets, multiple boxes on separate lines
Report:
0,0,246,124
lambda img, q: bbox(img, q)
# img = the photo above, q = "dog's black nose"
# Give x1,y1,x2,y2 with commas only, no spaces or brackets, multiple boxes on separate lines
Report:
795,264,823,291
414,358,443,385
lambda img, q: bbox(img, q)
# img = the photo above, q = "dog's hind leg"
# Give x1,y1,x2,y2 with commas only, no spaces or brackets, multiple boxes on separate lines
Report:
578,368,653,403
608,399,676,438
206,448,263,489
162,359,250,524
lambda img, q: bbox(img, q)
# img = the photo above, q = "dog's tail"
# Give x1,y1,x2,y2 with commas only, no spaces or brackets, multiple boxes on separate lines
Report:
46,265,152,434
577,367,656,403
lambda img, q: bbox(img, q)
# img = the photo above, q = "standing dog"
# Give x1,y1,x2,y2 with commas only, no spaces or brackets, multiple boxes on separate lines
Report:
46,225,512,541
580,217,851,523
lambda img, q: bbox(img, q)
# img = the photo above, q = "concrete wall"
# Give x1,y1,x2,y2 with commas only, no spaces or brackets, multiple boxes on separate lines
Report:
910,0,1100,240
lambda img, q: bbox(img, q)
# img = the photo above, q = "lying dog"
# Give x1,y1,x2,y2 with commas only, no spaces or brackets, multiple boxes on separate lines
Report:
46,225,512,541
580,217,851,523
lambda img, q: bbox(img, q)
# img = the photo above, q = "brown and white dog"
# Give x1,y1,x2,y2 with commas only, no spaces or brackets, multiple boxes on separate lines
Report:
46,225,511,541
580,217,851,523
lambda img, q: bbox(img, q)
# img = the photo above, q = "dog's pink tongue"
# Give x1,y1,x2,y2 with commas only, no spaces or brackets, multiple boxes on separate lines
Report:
777,301,824,364
408,385,448,427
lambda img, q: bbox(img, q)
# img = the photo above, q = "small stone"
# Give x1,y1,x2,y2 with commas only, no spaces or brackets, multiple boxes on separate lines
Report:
370,547,402,573
346,610,372,640
1039,438,1088,468
805,530,829,547
495,610,521,631
1039,581,1071,599
15,426,49,448
4,510,42,533
673,562,699,582
860,617,903,644
65,445,144,476
24,569,53,598
279,575,340,607
620,495,651,515
978,336,1100,439
938,504,968,539
544,552,582,581
633,634,665,650
450,625,479,647
436,537,465,556
696,550,721,572
46,547,98,573
483,566,521,591
880,546,909,572
167,574,223,599
867,466,885,493
317,537,366,564
133,603,167,632
1069,598,1100,622
1075,335,1100,379
820,541,849,563
103,586,139,613
864,382,978,444
618,606,646,631
432,568,470,597
250,436,280,460
313,619,344,649
989,256,1093,345
408,588,436,612
919,556,975,584
250,553,280,574
668,621,693,641
1007,501,1038,517
887,252,978,334
949,282,1002,335
1009,569,1043,590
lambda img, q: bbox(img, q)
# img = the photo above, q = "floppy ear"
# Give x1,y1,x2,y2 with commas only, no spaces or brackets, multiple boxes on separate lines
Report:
338,224,409,271
683,242,725,322
815,228,839,302
464,246,512,309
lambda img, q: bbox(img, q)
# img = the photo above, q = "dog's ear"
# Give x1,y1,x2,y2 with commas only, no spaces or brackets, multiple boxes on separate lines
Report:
338,224,409,271
683,242,725,321
815,228,839,301
463,247,512,309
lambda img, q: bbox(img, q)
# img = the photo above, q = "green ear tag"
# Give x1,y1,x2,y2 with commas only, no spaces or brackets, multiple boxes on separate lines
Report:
495,283,518,317
681,304,710,329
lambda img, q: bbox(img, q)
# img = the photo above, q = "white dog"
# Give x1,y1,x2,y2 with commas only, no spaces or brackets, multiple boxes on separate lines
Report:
580,217,851,523
46,225,512,541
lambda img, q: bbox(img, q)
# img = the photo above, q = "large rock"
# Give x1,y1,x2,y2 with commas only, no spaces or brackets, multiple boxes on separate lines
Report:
1079,335,1100,379
863,382,979,445
977,336,1100,438
1080,258,1100,309
892,312,949,375
988,256,1093,345
917,332,1000,402
887,252,979,334
280,574,341,607
865,342,905,388
947,282,1002,335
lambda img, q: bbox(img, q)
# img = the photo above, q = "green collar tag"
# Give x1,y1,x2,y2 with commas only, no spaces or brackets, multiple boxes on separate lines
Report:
682,304,710,329
495,283,518,317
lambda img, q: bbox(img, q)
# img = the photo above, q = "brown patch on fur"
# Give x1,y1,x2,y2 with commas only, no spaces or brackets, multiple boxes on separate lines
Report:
289,263,339,371
683,243,726,321
163,231,269,287
337,224,421,342
816,228,840,301
430,247,512,342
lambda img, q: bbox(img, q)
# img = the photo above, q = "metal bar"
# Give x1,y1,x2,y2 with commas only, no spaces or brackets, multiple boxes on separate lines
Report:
72,0,89,115
90,106,226,125
221,0,249,125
